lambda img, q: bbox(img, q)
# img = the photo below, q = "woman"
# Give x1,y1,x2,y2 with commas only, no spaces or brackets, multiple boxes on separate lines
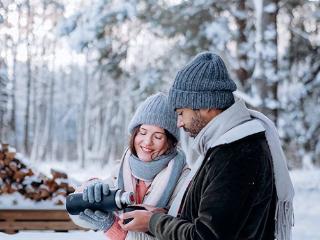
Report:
71,93,189,240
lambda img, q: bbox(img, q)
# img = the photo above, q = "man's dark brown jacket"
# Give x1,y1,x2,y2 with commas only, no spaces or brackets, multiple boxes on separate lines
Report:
149,132,277,240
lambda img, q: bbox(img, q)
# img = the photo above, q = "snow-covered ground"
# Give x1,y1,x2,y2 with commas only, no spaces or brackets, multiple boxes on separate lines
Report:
0,231,105,240
291,169,320,240
1,160,319,239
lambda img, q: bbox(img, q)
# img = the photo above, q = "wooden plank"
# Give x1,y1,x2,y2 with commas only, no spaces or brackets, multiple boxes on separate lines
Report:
0,210,70,220
0,210,85,232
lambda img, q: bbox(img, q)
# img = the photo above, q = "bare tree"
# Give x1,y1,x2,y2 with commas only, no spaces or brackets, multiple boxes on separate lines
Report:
9,3,23,147
23,0,33,154
252,0,279,122
0,59,9,139
77,51,89,168
233,0,252,90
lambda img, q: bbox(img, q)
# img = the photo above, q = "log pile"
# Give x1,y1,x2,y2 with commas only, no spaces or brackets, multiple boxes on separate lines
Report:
0,143,75,205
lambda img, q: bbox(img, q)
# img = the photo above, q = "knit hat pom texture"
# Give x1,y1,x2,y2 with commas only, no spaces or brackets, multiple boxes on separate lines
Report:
128,93,180,141
169,52,237,110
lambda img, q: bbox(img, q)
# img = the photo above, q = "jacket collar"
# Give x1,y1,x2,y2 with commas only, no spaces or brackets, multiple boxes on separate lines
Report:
193,100,262,156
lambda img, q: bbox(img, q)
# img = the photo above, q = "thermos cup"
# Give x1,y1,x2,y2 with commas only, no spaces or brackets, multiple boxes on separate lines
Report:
66,189,135,215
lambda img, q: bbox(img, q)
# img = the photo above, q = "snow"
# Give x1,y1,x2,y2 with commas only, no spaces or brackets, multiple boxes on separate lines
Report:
232,9,247,20
291,169,320,240
0,231,105,240
254,0,263,43
0,192,65,209
264,3,277,13
1,1,320,239
203,19,231,51
34,160,113,183
234,90,262,108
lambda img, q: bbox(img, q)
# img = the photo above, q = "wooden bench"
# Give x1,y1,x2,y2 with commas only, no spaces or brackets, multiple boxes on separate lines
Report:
0,209,85,234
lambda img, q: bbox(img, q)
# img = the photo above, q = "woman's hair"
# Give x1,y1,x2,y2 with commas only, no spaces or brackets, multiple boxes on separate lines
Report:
129,125,178,157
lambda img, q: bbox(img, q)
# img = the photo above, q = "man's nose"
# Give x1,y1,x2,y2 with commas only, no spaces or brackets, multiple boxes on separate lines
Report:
177,118,184,128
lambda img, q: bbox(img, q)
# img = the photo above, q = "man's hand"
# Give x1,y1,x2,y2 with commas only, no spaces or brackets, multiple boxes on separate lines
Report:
137,204,168,214
118,210,153,232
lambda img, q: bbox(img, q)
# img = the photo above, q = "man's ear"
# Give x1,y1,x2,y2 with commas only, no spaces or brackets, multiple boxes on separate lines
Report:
201,108,211,114
200,108,222,121
198,109,211,120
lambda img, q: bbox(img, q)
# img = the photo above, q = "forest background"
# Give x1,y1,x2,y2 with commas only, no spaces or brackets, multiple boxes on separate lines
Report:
0,0,319,170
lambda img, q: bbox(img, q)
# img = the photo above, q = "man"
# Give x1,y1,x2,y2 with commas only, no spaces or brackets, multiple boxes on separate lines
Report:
120,52,294,240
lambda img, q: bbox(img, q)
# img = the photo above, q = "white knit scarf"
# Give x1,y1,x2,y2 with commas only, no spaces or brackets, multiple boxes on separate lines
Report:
169,100,294,240
117,148,186,208
128,150,178,182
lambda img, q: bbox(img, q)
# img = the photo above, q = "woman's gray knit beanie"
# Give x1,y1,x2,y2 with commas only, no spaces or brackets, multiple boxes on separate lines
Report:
128,93,180,141
169,52,237,110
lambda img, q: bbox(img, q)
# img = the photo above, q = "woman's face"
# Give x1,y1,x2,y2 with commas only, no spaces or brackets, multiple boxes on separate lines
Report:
134,124,168,162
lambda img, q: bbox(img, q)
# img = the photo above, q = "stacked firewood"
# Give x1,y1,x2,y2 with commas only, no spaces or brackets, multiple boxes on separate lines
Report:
0,143,75,205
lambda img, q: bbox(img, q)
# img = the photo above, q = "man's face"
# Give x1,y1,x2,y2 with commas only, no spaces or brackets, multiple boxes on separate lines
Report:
176,108,207,137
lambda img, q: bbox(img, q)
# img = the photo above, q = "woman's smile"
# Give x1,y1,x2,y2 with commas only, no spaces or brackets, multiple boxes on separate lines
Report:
141,146,153,153
134,124,168,162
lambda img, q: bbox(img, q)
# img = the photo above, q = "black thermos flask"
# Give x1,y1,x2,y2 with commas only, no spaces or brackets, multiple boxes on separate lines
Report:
66,189,135,215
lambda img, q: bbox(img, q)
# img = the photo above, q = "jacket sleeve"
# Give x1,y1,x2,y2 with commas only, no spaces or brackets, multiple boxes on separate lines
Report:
148,145,259,240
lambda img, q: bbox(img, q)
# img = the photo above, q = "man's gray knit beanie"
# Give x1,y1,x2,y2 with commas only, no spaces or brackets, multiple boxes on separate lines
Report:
128,93,180,141
169,52,237,110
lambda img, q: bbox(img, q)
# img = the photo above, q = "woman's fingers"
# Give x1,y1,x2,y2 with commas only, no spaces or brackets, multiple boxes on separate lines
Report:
83,187,88,201
94,183,102,202
102,183,110,195
88,184,95,203
83,182,109,203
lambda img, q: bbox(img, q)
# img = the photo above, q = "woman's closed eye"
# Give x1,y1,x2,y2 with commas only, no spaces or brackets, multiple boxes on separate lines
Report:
154,134,164,140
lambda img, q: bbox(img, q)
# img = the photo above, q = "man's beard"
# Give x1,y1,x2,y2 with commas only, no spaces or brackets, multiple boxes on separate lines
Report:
184,112,207,138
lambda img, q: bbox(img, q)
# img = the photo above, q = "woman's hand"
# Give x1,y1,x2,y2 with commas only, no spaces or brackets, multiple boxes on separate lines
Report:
79,209,115,231
118,210,153,232
82,181,110,203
